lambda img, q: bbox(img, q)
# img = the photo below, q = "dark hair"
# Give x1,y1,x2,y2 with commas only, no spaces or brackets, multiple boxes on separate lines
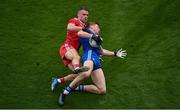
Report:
78,7,89,12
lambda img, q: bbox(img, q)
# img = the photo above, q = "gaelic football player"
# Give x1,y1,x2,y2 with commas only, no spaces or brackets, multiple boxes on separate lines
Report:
51,7,102,91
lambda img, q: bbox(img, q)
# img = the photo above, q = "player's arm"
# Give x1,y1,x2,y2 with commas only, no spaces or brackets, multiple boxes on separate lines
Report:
78,31,103,47
100,48,115,56
101,47,127,58
67,23,83,32
67,22,94,38
77,30,93,38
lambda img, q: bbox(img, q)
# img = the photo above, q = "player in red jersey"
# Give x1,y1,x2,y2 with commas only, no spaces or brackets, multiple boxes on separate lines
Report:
51,7,102,91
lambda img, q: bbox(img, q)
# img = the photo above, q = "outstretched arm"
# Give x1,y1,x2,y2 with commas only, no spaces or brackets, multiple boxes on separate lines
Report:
101,48,115,56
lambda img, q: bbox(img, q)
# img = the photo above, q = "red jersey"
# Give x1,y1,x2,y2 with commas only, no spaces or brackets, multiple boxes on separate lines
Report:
64,18,84,50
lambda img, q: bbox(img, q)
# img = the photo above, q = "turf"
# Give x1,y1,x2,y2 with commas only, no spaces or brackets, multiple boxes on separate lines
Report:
0,0,180,109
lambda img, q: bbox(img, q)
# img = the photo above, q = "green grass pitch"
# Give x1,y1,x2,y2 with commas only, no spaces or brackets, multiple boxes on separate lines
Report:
0,0,180,108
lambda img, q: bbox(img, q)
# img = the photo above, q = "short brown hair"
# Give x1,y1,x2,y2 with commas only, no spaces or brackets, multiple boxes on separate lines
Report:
78,7,89,12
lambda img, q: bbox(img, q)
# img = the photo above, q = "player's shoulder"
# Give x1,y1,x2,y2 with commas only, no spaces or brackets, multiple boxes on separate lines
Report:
69,17,77,20
68,18,79,23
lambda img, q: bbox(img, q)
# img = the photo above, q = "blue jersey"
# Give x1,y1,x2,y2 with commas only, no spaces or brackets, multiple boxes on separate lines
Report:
80,29,102,70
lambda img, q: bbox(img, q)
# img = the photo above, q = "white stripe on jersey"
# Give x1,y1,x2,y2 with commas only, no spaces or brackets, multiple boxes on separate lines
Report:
87,50,92,60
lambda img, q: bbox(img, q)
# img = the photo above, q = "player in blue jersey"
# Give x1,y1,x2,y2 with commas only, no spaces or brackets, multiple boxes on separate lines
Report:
58,22,127,106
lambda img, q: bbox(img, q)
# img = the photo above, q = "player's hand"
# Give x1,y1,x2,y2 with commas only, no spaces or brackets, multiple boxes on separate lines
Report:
114,48,127,58
92,34,103,45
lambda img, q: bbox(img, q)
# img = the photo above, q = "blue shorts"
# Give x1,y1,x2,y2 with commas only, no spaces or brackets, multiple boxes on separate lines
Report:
81,50,102,71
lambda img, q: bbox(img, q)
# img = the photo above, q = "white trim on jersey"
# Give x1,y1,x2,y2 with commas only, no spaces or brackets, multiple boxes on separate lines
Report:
87,50,92,60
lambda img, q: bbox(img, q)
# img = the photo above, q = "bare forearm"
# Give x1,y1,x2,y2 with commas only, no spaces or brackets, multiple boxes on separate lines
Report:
78,30,93,38
101,48,115,56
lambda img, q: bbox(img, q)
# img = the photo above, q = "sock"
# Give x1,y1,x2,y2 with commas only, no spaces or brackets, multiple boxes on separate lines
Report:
63,86,72,95
75,85,84,92
73,64,80,70
57,77,65,83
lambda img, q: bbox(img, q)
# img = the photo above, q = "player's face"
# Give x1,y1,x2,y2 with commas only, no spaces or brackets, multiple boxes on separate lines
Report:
78,10,89,23
94,24,100,34
90,24,100,34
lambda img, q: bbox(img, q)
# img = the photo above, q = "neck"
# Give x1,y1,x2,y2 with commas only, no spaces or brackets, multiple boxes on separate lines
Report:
77,17,84,23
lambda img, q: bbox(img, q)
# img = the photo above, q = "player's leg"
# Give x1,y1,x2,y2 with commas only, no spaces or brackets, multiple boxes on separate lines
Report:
60,44,89,73
65,48,89,73
59,60,93,106
90,68,106,94
51,74,78,91
76,68,106,94
68,60,93,89
65,48,80,69
52,45,89,91
57,63,78,82
62,60,93,94
51,64,78,91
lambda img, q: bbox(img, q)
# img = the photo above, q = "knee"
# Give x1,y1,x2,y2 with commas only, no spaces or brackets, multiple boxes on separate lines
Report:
98,87,106,95
73,55,80,60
